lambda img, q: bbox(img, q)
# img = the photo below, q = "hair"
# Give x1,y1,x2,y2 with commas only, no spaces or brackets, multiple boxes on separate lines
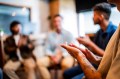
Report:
10,21,21,33
47,15,51,20
93,3,111,20
53,14,63,19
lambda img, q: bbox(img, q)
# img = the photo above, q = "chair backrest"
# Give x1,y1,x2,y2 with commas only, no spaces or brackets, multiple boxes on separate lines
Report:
0,39,4,69
0,34,8,69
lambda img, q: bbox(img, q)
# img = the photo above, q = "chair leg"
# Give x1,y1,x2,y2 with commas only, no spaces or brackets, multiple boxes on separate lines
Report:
54,69,58,79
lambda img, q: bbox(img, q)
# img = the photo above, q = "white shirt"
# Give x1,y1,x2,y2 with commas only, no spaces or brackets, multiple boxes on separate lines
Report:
13,34,23,61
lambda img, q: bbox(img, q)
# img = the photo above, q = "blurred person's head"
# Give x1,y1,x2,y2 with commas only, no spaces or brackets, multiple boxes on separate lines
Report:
53,14,63,33
93,3,111,25
108,0,120,11
10,21,22,35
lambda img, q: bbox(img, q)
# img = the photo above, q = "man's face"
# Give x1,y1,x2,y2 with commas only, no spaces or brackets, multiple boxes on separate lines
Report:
53,16,62,30
12,24,21,35
93,11,101,25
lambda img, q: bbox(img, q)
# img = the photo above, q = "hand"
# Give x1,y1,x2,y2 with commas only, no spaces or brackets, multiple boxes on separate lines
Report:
68,43,101,64
61,44,86,59
77,36,92,46
50,56,60,65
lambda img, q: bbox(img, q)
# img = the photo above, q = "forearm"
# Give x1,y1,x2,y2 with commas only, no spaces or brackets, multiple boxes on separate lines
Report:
77,53,102,79
88,42,104,56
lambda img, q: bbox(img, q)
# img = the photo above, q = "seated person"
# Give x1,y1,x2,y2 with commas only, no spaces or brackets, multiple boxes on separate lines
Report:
3,21,36,79
63,2,117,79
61,0,120,79
37,14,75,79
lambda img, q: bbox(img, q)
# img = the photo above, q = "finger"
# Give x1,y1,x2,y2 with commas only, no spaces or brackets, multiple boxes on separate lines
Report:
76,38,83,43
61,44,75,57
69,43,86,53
68,51,75,57
85,48,94,57
61,44,75,51
60,44,68,49
85,48,92,54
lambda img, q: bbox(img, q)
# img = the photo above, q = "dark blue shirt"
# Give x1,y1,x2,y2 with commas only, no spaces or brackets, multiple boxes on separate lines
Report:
94,22,117,50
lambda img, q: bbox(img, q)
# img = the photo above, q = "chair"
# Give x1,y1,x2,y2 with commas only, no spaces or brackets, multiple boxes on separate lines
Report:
48,63,61,79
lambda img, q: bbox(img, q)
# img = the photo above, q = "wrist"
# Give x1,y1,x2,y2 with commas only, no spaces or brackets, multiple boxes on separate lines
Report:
76,52,86,60
87,41,93,47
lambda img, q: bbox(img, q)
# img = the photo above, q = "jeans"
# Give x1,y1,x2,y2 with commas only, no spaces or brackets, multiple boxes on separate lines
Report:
63,63,98,79
0,68,3,79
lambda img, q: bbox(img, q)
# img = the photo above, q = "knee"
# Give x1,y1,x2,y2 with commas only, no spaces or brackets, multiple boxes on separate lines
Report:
0,69,2,76
37,57,49,67
26,63,36,70
37,59,44,67
63,70,70,78
61,57,74,68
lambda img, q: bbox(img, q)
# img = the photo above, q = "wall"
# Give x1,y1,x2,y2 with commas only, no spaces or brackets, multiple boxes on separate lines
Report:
78,7,120,34
0,0,49,33
59,0,78,37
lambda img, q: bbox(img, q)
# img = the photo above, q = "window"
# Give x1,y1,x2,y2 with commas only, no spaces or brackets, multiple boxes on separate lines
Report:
0,4,33,35
78,7,120,36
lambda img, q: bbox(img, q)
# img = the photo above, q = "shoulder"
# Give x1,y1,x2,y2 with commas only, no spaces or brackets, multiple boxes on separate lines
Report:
109,24,117,35
6,35,13,40
111,24,117,31
62,29,73,37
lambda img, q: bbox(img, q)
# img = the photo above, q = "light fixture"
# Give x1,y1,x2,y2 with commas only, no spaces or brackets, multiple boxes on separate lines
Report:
12,12,16,16
22,7,27,12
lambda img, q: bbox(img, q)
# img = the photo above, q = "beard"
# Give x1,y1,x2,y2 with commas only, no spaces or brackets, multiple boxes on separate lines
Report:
12,31,20,35
93,19,101,25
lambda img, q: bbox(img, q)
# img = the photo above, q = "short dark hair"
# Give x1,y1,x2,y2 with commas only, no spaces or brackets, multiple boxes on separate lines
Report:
53,14,63,19
47,16,51,20
10,21,21,32
93,3,111,20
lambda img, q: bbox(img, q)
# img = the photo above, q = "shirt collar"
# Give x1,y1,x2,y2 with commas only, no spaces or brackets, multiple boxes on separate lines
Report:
105,22,113,33
100,22,113,33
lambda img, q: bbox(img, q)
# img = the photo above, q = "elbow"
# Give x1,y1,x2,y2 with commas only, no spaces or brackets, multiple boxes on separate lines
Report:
85,71,102,79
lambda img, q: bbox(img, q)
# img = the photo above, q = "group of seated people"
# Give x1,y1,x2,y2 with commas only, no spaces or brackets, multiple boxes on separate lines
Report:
1,0,120,79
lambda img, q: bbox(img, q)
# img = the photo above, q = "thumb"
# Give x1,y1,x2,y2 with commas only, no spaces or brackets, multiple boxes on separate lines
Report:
61,44,74,51
60,44,67,49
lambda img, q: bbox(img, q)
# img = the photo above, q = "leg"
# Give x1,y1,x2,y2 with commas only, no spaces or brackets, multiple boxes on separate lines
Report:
72,73,84,79
3,60,21,79
23,57,36,79
63,65,83,79
0,68,2,79
61,56,74,72
37,56,51,79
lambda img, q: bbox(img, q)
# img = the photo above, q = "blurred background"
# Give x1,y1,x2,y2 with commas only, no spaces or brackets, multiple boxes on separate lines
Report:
0,0,120,79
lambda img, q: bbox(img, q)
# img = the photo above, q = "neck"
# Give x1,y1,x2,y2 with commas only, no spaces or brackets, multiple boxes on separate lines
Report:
99,20,109,32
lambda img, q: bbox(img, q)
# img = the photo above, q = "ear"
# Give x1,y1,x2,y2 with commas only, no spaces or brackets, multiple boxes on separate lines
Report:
99,14,104,21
